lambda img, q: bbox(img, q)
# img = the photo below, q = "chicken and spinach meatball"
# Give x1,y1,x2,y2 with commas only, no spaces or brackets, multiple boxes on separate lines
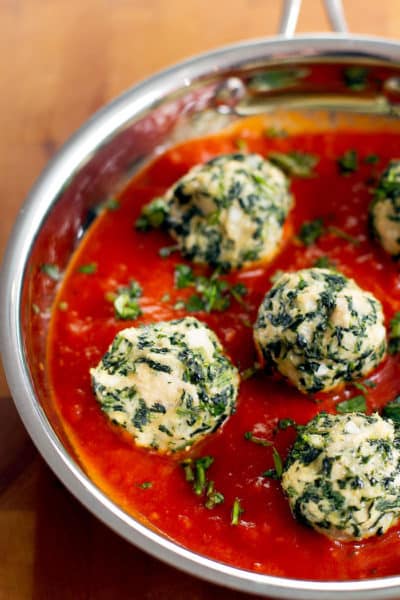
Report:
90,317,239,453
254,268,386,393
164,153,292,270
282,412,400,541
370,160,400,257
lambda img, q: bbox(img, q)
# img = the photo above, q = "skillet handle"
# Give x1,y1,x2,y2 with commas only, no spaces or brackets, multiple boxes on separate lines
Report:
279,0,348,36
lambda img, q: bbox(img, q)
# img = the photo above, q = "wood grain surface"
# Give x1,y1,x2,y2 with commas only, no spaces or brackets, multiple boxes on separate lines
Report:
1,1,400,598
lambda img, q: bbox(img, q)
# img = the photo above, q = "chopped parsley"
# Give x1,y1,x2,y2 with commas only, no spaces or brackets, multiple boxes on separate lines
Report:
58,301,68,311
343,66,369,91
173,264,248,313
313,255,336,269
364,154,380,165
327,226,360,246
112,280,143,320
41,263,62,281
231,498,244,525
298,218,324,246
77,263,97,274
337,150,358,175
264,127,288,139
353,380,376,394
135,197,168,231
99,197,120,212
235,138,248,151
272,447,283,478
336,395,366,414
32,303,40,314
269,150,318,178
136,481,153,489
244,431,272,446
382,396,400,423
181,456,224,509
389,312,400,355
204,481,225,509
277,417,298,430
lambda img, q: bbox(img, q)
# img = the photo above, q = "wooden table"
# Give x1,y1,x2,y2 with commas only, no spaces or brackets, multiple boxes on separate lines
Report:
1,1,399,597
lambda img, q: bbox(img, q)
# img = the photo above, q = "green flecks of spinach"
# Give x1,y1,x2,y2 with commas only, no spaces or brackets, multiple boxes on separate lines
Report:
41,263,62,281
113,280,143,320
336,395,367,414
77,262,97,274
135,197,169,231
99,197,120,212
231,497,244,526
244,431,272,447
382,396,400,423
269,150,319,178
298,218,324,246
389,312,400,355
343,66,369,91
337,150,358,175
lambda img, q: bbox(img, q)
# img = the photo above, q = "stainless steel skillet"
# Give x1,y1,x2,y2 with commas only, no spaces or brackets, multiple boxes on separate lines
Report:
2,0,400,597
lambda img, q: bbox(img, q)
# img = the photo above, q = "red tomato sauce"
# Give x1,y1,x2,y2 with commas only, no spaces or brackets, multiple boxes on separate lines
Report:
47,120,400,580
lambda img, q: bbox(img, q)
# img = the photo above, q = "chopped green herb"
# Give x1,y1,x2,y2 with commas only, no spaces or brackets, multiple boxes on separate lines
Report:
231,497,244,525
313,256,336,270
244,431,271,446
272,447,283,478
173,265,248,314
204,481,224,509
269,150,318,178
262,468,278,479
336,395,367,414
137,481,153,489
113,280,142,320
382,396,400,423
182,459,195,483
363,379,377,389
298,218,324,246
159,244,179,258
41,263,62,281
135,197,168,231
248,68,308,91
160,293,171,303
364,154,380,165
277,418,298,430
240,363,261,381
337,150,358,175
175,264,196,289
389,312,400,355
32,303,40,314
77,263,97,274
265,126,288,139
343,66,369,91
102,198,120,211
58,301,68,311
327,226,360,246
235,138,248,151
